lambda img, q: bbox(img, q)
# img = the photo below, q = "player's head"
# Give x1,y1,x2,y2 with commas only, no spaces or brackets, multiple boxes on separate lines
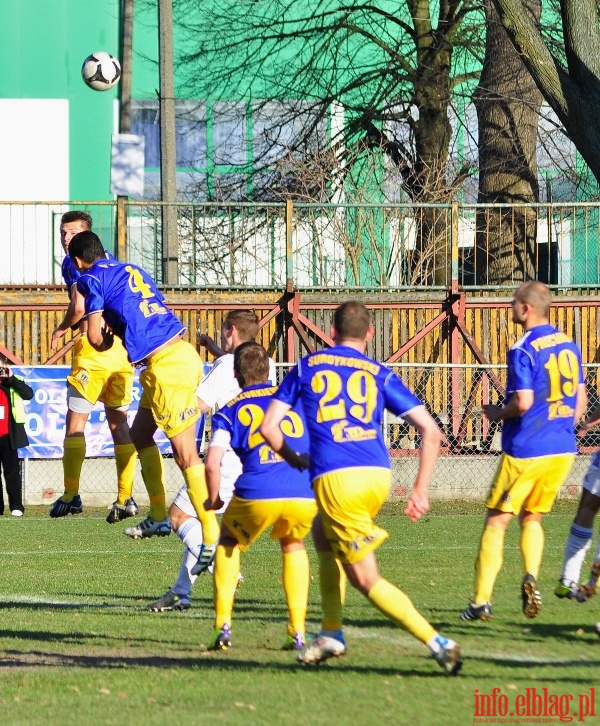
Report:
68,231,105,270
512,281,551,327
233,342,269,388
332,301,373,344
221,310,260,353
60,211,92,254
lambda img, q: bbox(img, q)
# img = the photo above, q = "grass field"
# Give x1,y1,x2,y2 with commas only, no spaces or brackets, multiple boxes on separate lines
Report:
0,501,598,726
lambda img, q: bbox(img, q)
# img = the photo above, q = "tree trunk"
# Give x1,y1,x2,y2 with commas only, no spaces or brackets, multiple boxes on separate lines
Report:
474,0,542,285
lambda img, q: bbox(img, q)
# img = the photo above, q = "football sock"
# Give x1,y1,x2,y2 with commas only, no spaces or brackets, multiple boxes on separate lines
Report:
184,464,220,544
367,578,436,644
62,436,86,501
138,444,167,521
114,443,137,505
214,542,240,629
282,548,309,636
561,524,593,584
474,524,505,604
318,551,346,632
172,517,203,597
520,520,544,579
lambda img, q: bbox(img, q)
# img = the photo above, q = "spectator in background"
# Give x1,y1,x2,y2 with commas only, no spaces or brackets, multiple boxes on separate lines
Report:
0,357,34,516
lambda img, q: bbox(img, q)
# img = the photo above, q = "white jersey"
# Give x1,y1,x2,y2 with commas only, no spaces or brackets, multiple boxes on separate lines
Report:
179,353,277,513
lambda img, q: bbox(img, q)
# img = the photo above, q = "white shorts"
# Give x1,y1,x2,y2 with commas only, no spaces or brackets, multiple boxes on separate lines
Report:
172,449,242,516
582,452,600,497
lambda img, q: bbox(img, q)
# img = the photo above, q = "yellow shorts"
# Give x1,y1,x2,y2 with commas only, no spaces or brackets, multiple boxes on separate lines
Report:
313,467,391,565
222,496,318,552
139,339,203,438
68,334,134,409
486,452,576,514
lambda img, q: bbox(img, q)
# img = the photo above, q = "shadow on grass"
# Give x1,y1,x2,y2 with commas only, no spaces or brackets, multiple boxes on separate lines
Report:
0,647,452,678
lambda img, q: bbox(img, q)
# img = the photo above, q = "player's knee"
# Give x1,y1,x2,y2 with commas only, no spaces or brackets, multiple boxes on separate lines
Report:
168,505,191,531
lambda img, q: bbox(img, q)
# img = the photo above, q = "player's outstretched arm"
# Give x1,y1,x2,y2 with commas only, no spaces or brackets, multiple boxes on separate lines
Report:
198,334,225,359
402,406,444,522
51,287,85,350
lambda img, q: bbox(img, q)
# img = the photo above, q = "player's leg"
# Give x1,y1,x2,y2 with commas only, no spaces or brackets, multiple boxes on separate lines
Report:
279,538,310,649
519,510,544,617
209,525,239,650
558,455,600,601
274,498,317,649
570,490,600,602
168,424,220,569
460,508,512,621
104,406,138,523
50,393,89,517
518,452,575,617
312,513,347,638
147,499,200,611
125,406,170,538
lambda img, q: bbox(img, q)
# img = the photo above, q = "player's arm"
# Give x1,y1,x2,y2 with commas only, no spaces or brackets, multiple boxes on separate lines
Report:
199,334,225,359
197,397,211,414
204,445,225,510
51,285,85,350
86,311,114,352
260,399,308,471
483,390,533,422
401,406,443,522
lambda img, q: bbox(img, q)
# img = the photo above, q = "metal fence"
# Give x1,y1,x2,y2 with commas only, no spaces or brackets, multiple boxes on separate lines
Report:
21,363,597,509
4,200,600,290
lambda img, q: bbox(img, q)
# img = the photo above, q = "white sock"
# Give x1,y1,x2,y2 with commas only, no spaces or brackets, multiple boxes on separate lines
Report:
171,518,203,598
561,524,593,584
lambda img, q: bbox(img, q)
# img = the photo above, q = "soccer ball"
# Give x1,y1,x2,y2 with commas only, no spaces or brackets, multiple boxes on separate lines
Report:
81,52,121,91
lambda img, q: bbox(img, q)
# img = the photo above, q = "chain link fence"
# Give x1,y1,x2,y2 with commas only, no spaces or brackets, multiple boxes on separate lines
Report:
22,363,598,509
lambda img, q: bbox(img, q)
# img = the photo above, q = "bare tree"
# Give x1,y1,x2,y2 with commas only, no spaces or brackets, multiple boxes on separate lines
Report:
474,0,543,284
167,0,483,284
491,0,600,183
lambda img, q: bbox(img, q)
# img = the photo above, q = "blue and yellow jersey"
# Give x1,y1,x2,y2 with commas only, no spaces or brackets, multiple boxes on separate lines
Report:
274,345,423,480
76,259,185,364
211,383,313,500
502,324,583,458
62,251,115,298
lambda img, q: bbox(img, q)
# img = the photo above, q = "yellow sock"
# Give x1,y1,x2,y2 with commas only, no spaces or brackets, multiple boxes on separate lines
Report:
63,437,86,501
184,464,220,544
318,551,347,632
282,549,310,636
520,520,544,579
474,525,505,604
214,542,240,629
368,578,436,644
138,445,166,521
114,443,137,504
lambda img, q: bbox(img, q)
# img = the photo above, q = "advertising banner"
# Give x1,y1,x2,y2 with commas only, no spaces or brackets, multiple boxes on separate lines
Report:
14,365,210,459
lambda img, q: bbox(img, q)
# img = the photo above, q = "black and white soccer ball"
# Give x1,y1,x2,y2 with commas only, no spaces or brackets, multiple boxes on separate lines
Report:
81,52,121,91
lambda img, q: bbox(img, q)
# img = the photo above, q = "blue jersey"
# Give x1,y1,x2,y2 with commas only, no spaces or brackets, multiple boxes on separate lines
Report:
62,250,115,297
502,323,583,458
211,383,313,500
274,345,423,480
76,258,185,364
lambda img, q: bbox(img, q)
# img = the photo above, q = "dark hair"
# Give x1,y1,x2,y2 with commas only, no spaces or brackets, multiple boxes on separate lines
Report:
60,210,92,230
68,231,105,263
224,310,260,342
234,342,269,388
334,301,371,341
